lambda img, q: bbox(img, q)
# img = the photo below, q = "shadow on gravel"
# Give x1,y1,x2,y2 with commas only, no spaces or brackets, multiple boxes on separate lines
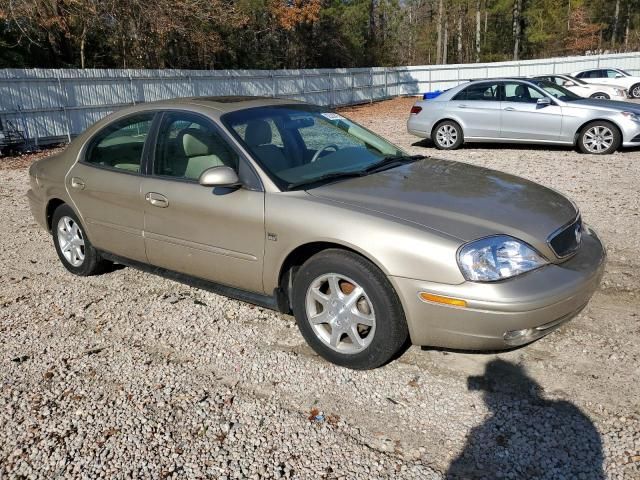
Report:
411,138,640,154
446,360,604,480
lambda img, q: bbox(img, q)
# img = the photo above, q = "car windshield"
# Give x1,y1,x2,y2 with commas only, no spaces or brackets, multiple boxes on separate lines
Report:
222,105,409,190
529,80,583,101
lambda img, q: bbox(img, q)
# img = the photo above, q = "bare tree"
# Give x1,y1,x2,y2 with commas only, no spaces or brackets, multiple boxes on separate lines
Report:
513,0,522,60
475,0,481,62
611,0,620,48
436,0,443,64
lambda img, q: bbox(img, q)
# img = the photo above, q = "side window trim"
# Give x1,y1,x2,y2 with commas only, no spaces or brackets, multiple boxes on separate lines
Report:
80,111,159,176
148,109,264,191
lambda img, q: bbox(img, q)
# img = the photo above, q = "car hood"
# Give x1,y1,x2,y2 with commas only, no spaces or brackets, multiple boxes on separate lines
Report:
571,98,640,112
306,158,577,259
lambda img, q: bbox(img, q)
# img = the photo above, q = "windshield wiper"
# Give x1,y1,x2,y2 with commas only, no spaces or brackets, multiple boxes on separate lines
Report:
286,155,426,190
286,170,367,190
363,154,426,174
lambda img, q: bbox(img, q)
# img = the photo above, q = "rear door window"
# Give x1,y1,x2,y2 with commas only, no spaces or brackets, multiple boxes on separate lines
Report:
453,83,500,101
85,114,155,173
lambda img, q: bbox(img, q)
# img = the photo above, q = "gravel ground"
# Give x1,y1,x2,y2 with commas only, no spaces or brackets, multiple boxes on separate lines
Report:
2,98,640,479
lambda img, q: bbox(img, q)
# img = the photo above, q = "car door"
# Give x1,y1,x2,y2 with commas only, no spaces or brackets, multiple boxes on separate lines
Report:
141,111,265,293
447,82,502,138
66,113,156,262
500,82,563,141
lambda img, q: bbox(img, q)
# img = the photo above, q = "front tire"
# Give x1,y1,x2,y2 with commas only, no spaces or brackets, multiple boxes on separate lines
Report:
291,249,409,369
631,83,640,99
589,92,610,100
577,121,621,155
432,120,464,150
52,204,110,276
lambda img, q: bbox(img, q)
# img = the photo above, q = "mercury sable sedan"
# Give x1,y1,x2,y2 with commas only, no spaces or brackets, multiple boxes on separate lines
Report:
28,97,605,369
408,78,640,154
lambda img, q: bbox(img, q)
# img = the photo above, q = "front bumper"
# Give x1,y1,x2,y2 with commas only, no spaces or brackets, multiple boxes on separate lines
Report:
390,226,606,350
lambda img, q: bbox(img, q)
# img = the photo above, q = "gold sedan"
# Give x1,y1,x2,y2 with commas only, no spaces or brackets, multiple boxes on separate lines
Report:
27,97,605,369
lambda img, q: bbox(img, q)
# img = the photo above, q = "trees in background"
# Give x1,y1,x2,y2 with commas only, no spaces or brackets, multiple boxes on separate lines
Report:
0,0,638,69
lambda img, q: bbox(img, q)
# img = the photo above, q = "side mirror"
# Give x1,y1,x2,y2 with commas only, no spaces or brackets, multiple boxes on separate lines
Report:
615,74,624,78
563,81,575,87
537,97,552,106
199,166,241,188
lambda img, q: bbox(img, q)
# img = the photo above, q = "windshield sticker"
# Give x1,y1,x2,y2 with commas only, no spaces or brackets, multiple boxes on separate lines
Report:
321,112,345,121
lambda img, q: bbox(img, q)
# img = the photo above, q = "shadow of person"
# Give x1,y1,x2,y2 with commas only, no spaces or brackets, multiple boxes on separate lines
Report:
446,360,604,480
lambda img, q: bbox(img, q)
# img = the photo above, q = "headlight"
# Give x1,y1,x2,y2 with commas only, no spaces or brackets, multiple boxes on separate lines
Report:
457,235,547,282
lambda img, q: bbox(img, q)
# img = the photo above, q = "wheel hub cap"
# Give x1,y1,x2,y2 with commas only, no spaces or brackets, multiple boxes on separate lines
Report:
57,216,85,267
584,126,613,153
305,274,376,354
436,125,457,147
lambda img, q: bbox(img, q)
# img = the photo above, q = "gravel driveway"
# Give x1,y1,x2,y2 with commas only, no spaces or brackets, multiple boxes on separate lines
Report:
2,98,639,479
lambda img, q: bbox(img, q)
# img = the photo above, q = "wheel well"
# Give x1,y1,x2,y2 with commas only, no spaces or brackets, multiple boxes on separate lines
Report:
276,242,369,313
431,118,462,137
574,119,622,145
45,198,66,232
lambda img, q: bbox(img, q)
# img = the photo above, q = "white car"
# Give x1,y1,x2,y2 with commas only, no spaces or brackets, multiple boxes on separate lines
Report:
570,68,640,98
534,74,627,100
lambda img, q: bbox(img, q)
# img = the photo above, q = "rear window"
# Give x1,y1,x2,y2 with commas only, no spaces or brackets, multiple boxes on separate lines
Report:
453,83,500,101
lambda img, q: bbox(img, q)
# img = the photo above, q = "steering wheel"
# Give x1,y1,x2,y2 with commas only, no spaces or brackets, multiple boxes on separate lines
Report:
311,144,339,163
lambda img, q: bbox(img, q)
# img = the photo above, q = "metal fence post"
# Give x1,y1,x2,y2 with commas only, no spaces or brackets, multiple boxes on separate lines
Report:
57,75,72,142
128,74,136,105
271,72,277,98
384,68,388,99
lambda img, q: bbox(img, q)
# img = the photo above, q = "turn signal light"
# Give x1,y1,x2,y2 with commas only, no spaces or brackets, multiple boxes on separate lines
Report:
410,106,422,114
419,292,467,308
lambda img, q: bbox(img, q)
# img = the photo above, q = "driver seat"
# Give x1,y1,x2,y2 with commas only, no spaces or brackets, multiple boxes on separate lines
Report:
244,120,290,172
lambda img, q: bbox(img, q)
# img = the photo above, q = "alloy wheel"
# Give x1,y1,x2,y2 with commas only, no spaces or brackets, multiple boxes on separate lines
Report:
57,216,85,267
436,124,458,148
632,85,640,98
582,125,614,153
304,273,376,354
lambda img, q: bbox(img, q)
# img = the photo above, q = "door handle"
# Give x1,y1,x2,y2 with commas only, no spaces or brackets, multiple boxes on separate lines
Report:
70,177,85,190
503,107,516,111
145,192,169,208
458,104,468,108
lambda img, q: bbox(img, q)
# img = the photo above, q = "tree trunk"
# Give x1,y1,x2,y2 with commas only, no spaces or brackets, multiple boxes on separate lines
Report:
80,25,86,69
611,0,620,48
624,2,630,51
512,0,522,61
443,21,448,64
436,0,443,64
476,0,481,62
457,11,463,63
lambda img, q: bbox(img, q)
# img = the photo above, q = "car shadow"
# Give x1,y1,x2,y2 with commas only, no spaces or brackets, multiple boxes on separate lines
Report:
411,139,640,154
445,359,604,479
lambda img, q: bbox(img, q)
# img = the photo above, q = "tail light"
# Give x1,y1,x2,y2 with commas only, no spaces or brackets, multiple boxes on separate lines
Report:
410,106,422,115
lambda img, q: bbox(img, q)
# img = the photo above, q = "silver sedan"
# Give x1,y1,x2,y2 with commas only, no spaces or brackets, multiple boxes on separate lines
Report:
407,78,640,154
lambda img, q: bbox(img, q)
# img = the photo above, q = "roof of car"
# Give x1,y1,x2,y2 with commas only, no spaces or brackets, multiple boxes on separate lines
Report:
146,95,305,113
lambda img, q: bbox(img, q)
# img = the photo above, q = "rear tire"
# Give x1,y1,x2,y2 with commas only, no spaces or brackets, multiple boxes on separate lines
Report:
432,120,464,150
589,92,609,100
291,249,409,369
631,83,640,99
577,121,621,155
52,204,110,276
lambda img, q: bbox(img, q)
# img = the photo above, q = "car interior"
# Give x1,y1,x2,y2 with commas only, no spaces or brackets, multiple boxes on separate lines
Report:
154,121,237,180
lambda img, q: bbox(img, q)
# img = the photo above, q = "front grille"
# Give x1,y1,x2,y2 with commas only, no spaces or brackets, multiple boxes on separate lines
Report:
548,216,582,258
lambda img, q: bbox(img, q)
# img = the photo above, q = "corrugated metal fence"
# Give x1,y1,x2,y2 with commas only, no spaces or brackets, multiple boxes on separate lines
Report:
1,52,639,145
